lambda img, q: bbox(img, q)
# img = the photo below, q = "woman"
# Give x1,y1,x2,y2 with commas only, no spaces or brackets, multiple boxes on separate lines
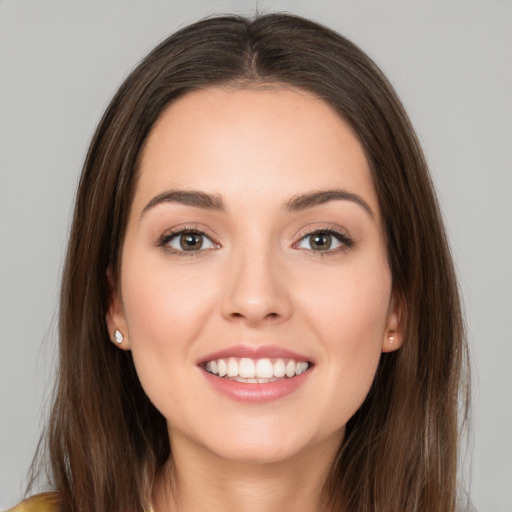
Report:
12,13,469,512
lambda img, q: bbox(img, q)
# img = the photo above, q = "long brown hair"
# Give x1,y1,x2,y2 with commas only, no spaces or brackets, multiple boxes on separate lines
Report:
29,13,469,512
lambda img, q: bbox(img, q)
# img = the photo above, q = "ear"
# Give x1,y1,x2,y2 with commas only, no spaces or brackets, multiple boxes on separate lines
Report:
106,267,131,350
381,290,405,353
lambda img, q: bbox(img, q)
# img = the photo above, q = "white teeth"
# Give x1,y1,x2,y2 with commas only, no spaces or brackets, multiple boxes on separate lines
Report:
273,359,285,378
227,358,238,377
234,377,258,383
296,361,308,375
204,357,309,381
239,358,255,378
256,358,273,379
285,360,296,378
218,359,227,377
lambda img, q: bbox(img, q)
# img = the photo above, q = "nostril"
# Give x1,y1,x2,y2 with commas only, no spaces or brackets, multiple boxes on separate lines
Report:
228,311,281,323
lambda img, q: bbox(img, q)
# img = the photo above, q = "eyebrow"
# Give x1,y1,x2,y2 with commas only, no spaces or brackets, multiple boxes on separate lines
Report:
141,187,374,218
141,190,225,216
284,189,374,217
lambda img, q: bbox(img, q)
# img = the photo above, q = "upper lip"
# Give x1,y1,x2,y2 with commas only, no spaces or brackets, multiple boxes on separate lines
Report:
198,344,312,365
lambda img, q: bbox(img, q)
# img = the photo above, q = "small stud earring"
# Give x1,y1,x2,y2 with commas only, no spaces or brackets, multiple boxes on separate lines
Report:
388,336,395,344
114,330,124,344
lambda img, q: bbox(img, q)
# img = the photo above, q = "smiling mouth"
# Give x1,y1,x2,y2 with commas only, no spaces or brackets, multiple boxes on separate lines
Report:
203,357,311,383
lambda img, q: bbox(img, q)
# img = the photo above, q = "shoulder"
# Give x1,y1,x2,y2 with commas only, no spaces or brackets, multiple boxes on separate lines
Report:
6,493,61,512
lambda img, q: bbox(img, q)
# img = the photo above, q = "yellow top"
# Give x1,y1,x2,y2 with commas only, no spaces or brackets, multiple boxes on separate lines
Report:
6,493,60,512
6,493,155,512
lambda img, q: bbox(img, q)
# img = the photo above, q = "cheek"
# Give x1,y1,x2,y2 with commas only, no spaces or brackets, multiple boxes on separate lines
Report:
122,255,215,418
300,259,392,413
122,255,216,345
302,254,391,335
119,256,218,400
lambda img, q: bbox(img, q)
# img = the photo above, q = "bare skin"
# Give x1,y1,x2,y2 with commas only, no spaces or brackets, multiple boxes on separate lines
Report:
152,427,337,512
108,86,402,511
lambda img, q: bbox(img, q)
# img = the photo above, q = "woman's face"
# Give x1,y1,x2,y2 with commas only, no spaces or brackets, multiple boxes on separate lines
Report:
109,86,401,464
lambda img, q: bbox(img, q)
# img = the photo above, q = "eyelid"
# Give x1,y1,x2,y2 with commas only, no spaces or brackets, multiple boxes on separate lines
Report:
292,225,355,253
156,223,354,256
157,224,221,255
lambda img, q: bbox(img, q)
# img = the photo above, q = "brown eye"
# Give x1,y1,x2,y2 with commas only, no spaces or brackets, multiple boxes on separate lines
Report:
180,232,204,251
309,233,332,251
161,229,217,253
295,229,354,253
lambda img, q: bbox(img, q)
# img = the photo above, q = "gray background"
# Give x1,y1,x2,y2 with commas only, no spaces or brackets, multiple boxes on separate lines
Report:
1,1,511,510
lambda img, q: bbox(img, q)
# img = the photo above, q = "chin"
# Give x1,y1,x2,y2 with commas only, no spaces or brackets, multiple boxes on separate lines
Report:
175,416,345,467
212,438,303,465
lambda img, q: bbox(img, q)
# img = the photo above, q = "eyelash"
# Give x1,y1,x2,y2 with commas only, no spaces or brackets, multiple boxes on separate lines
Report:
294,227,355,254
157,226,354,257
157,225,217,257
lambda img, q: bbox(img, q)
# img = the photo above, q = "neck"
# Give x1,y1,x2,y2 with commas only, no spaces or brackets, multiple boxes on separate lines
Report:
152,430,342,512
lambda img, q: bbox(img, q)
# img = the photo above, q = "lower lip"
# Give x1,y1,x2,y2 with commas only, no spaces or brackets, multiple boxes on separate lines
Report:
201,368,312,403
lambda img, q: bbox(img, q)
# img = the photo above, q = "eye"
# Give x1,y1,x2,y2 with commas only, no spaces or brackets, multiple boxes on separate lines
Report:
159,229,218,254
294,229,353,252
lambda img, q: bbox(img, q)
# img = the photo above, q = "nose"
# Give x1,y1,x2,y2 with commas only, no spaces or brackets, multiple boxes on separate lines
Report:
220,246,292,327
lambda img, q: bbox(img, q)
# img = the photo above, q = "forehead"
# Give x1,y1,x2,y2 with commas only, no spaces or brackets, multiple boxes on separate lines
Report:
134,86,379,216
